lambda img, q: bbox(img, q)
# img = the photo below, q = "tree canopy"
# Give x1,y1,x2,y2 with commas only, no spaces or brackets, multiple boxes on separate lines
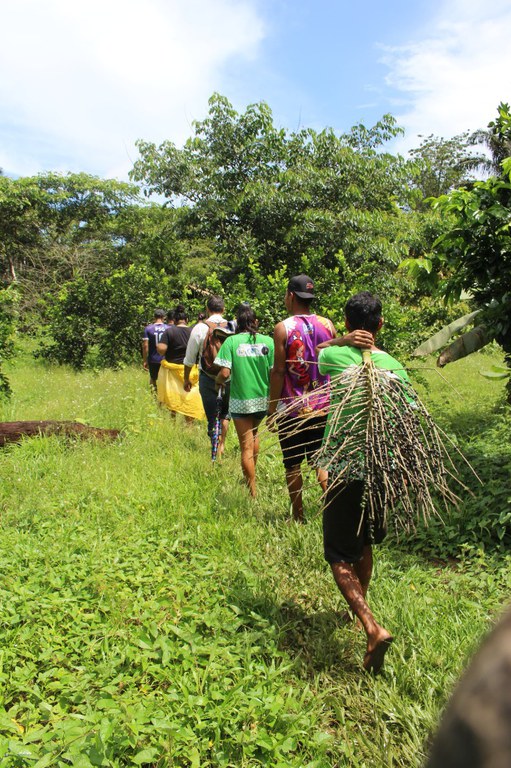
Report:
1,94,508,386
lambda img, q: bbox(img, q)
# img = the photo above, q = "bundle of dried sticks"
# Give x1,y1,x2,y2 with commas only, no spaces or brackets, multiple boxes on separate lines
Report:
265,351,477,533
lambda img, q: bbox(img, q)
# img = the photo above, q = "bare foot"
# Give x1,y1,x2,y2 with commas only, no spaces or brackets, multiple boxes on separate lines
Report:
286,514,304,524
363,633,394,675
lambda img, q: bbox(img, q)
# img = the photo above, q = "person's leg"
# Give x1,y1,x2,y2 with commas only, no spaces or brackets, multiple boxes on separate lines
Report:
233,416,259,496
316,467,328,494
198,372,217,444
305,414,328,494
218,419,229,458
252,423,260,468
354,543,373,596
149,363,160,394
330,557,392,672
323,483,392,673
278,415,306,522
285,465,304,522
217,382,230,457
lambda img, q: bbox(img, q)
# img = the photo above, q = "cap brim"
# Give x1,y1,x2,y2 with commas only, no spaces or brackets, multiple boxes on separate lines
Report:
212,328,234,339
293,291,315,299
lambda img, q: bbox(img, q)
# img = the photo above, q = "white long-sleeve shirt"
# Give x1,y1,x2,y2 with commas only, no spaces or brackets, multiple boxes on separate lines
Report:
183,314,227,370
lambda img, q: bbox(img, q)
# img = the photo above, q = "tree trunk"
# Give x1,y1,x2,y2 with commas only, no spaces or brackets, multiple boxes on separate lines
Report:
0,421,120,447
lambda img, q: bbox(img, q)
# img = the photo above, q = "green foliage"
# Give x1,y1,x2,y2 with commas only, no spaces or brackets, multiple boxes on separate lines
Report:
425,105,511,355
407,132,489,207
407,411,511,558
0,172,141,315
408,351,511,558
5,96,500,372
0,351,510,766
470,101,511,174
131,94,411,286
38,265,174,369
0,284,18,395
412,311,481,356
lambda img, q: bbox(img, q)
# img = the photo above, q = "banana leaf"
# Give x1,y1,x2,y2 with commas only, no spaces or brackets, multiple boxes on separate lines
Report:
413,311,481,356
437,325,492,367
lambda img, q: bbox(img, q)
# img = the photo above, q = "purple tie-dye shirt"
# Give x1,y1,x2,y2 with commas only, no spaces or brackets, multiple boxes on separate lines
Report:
279,314,335,415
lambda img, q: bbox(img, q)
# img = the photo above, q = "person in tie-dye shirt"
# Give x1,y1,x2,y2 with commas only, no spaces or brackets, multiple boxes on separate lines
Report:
268,275,371,522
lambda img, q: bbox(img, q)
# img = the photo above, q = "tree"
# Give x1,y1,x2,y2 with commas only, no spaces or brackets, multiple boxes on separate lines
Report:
130,93,440,344
469,101,511,174
0,173,140,311
130,93,409,282
411,105,511,400
407,132,489,208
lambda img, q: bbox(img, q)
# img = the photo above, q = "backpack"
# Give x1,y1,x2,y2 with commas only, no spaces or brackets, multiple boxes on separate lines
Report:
200,320,234,377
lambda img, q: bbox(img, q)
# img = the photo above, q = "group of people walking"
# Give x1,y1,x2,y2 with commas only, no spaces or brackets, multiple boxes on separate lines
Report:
142,275,404,674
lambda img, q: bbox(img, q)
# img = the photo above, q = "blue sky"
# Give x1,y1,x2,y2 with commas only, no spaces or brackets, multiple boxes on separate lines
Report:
1,0,509,180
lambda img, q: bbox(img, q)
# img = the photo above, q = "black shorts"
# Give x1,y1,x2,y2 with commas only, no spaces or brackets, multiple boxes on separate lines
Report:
148,362,161,380
277,412,327,470
323,480,387,564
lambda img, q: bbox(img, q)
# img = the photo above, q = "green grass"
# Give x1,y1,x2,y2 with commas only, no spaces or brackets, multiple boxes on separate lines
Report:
0,349,510,767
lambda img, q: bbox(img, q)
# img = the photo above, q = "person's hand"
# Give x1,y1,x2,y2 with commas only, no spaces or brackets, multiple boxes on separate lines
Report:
142,361,148,370
183,380,192,392
345,330,374,349
266,412,278,433
315,330,374,356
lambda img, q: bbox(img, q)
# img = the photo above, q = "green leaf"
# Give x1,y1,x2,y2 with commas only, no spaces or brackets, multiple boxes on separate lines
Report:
132,748,159,765
412,310,481,356
8,740,40,759
480,370,509,380
33,754,57,768
437,325,492,366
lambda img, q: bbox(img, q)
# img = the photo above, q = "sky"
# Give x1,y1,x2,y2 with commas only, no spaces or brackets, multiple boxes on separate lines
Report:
1,0,510,181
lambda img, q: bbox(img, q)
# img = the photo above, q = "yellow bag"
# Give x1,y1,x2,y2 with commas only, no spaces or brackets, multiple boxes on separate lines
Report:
157,362,205,420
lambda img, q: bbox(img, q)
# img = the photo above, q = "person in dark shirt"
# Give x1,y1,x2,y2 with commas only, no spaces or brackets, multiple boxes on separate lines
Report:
156,305,204,422
142,309,168,392
158,305,192,364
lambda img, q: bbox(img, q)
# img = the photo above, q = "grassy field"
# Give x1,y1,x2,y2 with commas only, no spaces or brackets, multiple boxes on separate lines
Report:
0,348,510,767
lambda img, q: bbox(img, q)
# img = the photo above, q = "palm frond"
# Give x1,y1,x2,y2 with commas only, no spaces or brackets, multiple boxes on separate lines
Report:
264,352,478,533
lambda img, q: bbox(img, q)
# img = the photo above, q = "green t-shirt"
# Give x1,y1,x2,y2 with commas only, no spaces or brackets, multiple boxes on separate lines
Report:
319,346,409,383
216,333,275,414
317,345,412,476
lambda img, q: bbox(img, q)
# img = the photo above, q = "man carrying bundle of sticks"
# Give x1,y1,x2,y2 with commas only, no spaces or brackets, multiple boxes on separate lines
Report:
316,291,411,674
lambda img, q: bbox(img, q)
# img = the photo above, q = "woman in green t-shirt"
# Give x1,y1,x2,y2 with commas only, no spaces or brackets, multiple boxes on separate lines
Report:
215,304,274,497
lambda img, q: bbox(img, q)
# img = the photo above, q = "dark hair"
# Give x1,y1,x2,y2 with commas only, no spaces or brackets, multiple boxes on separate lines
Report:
236,303,258,341
154,308,166,319
207,295,224,314
166,309,175,324
197,311,206,323
173,304,188,324
345,292,382,333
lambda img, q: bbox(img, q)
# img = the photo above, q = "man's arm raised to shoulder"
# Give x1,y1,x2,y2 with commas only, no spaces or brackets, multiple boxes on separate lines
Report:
267,322,287,429
315,329,374,357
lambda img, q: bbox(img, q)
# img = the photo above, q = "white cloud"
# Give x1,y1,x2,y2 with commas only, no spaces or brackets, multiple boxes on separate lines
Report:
380,0,511,154
0,0,265,178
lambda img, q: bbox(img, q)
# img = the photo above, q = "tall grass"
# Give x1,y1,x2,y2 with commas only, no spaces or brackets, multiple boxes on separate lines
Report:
0,348,509,767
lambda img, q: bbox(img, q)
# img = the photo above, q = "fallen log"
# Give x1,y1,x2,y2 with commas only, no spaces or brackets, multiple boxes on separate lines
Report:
0,421,120,447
